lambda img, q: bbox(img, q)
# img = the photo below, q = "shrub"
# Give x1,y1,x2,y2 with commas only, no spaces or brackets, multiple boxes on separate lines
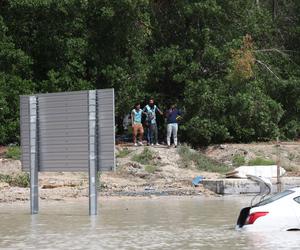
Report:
10,173,30,187
116,147,132,158
232,154,246,167
5,146,21,160
0,172,30,187
0,173,12,183
177,144,232,173
144,165,157,174
132,147,157,165
248,157,275,166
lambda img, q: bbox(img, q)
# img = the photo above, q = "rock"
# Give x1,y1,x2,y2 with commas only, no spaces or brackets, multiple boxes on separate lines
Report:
136,172,149,178
0,182,9,189
131,162,141,169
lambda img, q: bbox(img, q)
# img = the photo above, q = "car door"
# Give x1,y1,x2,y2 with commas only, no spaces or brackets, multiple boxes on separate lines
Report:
292,196,300,228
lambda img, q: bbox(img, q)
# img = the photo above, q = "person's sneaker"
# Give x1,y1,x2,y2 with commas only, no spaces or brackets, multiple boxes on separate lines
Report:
174,145,177,148
150,143,154,146
134,143,138,146
138,141,143,146
167,145,171,149
155,143,160,146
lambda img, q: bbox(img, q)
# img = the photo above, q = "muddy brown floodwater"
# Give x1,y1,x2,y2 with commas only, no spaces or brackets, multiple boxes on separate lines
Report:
0,196,300,250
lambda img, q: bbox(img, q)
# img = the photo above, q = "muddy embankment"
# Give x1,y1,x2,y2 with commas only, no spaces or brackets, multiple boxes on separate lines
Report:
1,142,299,203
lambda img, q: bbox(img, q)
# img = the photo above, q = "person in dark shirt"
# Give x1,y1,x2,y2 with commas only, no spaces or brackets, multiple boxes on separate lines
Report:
166,103,182,148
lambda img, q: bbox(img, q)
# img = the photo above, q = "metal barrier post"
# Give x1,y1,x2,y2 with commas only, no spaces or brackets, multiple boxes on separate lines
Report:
29,96,38,214
88,90,97,215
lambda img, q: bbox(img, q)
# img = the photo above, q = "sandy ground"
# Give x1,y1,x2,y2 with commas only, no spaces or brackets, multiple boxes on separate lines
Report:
204,142,300,175
0,145,218,203
1,142,300,203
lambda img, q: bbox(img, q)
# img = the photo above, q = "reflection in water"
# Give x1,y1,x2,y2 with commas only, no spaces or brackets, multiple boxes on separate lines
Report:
0,196,299,250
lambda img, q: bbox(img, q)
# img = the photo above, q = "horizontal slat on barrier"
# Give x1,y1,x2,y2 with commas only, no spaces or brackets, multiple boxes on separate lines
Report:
97,105,113,112
39,144,88,153
21,146,30,153
40,137,88,145
99,162,114,167
21,135,30,141
40,152,89,162
39,113,88,122
98,97,113,103
38,91,87,100
38,90,87,97
98,133,114,141
38,100,88,109
98,113,114,121
98,154,114,160
39,122,88,130
39,160,88,169
20,114,29,119
97,92,113,100
98,147,114,154
98,126,114,135
21,123,29,130
38,105,88,115
39,128,89,138
98,120,114,128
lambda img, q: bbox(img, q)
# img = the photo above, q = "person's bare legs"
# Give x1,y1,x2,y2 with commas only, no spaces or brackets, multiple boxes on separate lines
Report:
132,124,138,145
138,124,144,145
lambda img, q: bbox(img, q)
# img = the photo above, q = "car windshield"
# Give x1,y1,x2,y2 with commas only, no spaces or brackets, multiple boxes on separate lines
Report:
255,190,295,207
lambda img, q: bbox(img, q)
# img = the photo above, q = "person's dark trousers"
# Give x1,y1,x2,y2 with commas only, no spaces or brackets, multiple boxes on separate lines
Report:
147,123,158,144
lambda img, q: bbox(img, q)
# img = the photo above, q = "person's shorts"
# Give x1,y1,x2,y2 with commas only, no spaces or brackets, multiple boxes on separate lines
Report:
132,123,144,134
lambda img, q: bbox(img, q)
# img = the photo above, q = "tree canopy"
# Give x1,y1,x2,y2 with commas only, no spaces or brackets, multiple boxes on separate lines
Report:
0,0,299,145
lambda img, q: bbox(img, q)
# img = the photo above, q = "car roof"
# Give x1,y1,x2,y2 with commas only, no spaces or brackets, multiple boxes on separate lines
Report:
288,187,300,194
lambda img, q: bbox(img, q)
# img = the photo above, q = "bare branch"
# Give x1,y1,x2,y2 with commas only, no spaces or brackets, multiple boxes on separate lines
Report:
254,48,300,67
255,59,280,80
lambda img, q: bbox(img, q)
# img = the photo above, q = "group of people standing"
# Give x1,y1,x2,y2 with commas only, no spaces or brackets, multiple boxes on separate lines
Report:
131,98,181,148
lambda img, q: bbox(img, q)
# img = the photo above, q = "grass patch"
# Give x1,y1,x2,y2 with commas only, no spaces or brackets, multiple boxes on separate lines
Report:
232,154,246,167
248,157,275,166
117,147,132,158
0,173,30,187
0,173,12,183
132,147,157,165
4,146,21,160
144,165,157,174
178,144,232,173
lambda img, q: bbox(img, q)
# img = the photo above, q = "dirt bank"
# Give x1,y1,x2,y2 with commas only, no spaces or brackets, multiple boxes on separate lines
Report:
204,142,300,175
1,142,299,203
0,146,218,203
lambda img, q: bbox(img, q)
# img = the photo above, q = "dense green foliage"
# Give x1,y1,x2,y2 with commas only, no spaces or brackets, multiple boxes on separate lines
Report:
0,0,299,145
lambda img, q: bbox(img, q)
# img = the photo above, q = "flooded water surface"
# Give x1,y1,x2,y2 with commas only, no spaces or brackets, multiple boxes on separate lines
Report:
0,196,299,250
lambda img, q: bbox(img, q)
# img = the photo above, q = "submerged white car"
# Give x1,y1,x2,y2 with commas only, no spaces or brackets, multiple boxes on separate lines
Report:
236,179,300,231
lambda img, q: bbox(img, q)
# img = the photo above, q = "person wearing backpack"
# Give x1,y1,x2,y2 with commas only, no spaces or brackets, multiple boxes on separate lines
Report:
143,98,163,146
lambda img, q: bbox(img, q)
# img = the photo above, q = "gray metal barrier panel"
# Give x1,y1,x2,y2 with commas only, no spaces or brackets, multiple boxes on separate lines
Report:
20,89,115,172
97,89,115,171
20,96,30,169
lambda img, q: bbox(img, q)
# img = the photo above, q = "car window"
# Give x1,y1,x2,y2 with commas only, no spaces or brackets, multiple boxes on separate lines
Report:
255,190,295,207
294,196,300,204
